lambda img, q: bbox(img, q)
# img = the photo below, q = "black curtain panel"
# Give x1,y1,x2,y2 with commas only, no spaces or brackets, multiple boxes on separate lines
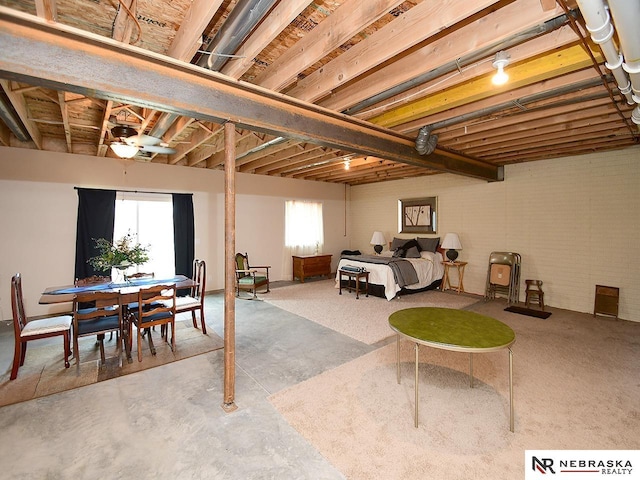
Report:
74,188,116,281
172,193,195,285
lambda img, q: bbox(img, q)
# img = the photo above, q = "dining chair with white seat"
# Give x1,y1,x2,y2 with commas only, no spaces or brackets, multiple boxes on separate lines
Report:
167,259,206,334
10,273,72,380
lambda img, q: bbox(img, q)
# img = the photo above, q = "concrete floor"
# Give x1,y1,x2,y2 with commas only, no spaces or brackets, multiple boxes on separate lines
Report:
0,284,377,479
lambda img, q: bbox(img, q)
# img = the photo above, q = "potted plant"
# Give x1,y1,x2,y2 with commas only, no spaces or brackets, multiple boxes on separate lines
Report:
89,232,150,282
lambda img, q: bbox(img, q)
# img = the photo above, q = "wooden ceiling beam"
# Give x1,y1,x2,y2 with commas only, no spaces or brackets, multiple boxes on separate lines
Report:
288,0,501,103
254,0,407,92
370,45,600,128
221,0,310,79
0,9,501,181
319,0,566,112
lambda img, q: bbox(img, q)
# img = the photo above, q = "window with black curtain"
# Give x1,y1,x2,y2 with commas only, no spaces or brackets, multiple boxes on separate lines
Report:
74,188,116,281
75,189,194,285
172,193,195,281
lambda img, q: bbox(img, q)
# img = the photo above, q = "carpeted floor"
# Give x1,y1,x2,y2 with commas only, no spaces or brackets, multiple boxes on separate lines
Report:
264,279,480,344
268,299,640,480
0,317,224,407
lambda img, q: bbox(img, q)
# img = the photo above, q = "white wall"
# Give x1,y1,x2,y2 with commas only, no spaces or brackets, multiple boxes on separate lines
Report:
349,147,640,321
0,147,349,320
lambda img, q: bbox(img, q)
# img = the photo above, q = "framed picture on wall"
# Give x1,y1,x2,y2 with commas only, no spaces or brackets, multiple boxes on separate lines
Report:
398,197,437,233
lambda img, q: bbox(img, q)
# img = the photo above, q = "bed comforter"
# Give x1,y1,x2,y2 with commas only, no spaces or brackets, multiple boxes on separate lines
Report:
336,251,445,300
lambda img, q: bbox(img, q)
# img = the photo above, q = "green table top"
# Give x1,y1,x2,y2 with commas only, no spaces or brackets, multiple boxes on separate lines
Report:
388,307,515,353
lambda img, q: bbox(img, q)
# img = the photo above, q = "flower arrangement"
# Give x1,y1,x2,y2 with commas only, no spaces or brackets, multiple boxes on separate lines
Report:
88,232,150,272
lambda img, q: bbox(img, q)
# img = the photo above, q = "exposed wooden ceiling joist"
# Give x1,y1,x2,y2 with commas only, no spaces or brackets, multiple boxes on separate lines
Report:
0,7,502,182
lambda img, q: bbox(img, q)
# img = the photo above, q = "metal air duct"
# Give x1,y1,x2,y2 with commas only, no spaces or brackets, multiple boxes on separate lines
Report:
197,0,278,72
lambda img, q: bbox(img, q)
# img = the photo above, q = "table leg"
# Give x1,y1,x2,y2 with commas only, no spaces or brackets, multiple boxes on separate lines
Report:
469,353,474,388
339,272,343,295
396,334,400,384
355,275,360,299
414,342,419,428
509,347,514,432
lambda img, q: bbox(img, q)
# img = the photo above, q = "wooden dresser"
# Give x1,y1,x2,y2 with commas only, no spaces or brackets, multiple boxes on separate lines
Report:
292,254,332,282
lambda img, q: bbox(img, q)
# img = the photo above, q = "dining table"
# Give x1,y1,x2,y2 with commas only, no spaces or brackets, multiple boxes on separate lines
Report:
40,275,198,363
39,274,197,305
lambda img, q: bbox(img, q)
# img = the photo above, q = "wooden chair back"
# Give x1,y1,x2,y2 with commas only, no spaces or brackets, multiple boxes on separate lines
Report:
11,273,28,340
126,272,154,281
136,284,176,328
131,284,176,362
11,273,72,379
75,275,110,286
73,290,127,364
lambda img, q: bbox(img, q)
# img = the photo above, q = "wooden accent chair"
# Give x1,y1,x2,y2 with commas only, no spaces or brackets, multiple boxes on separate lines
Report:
235,252,270,299
129,284,176,362
524,279,545,311
172,259,207,334
10,273,72,380
72,291,129,365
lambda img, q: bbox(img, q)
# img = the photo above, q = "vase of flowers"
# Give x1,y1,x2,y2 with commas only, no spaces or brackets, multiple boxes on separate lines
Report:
88,232,150,283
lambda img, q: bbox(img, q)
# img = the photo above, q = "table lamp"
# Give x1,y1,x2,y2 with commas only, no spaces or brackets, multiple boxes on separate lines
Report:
370,231,386,255
441,233,462,262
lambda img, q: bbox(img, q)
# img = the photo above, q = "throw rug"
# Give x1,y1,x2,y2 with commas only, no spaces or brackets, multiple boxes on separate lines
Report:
269,300,639,480
504,305,552,319
0,317,223,407
264,279,480,345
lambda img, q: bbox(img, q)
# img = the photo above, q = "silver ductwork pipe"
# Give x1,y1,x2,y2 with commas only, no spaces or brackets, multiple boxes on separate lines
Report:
196,0,278,72
415,126,438,155
607,0,640,124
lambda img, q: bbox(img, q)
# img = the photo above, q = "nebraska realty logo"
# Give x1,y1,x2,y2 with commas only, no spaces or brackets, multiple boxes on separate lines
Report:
525,451,639,479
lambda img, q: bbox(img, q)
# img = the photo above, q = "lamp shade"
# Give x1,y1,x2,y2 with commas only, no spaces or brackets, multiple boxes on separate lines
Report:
441,233,462,250
441,233,462,262
370,231,386,254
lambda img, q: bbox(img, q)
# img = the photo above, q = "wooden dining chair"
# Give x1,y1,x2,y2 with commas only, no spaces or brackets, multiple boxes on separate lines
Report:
75,275,111,286
125,271,154,282
10,273,72,380
73,291,130,365
129,284,176,362
171,259,206,334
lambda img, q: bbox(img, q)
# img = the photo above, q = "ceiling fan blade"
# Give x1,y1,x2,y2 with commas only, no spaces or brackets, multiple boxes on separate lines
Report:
139,145,177,154
125,133,162,147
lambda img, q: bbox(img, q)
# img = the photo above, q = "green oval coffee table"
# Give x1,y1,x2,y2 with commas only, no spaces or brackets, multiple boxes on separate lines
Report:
388,307,516,431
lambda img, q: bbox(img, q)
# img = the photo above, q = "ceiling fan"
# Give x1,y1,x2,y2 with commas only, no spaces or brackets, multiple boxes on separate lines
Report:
110,125,177,158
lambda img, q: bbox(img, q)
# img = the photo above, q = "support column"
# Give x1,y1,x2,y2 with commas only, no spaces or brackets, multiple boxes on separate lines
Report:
222,121,237,412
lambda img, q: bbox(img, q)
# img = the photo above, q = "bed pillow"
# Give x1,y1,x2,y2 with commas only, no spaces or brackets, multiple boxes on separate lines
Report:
392,247,406,258
416,237,440,253
405,246,421,258
390,237,407,251
401,239,421,252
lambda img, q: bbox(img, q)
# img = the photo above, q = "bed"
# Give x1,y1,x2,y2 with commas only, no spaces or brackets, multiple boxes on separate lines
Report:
335,237,445,300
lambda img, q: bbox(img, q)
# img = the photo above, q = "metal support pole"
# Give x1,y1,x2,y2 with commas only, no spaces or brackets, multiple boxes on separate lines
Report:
414,343,419,428
509,347,514,432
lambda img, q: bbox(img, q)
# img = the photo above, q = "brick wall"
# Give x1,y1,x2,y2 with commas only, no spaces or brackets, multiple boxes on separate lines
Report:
349,148,640,321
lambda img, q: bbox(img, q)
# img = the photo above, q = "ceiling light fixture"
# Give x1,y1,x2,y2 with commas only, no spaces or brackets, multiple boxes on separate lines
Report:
492,51,510,86
110,141,139,159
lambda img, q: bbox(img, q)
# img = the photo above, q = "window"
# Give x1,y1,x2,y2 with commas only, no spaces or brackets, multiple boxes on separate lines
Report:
113,192,175,278
285,200,324,250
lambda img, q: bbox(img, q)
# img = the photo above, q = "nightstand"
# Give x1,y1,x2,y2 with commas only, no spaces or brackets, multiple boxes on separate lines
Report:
441,261,468,293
